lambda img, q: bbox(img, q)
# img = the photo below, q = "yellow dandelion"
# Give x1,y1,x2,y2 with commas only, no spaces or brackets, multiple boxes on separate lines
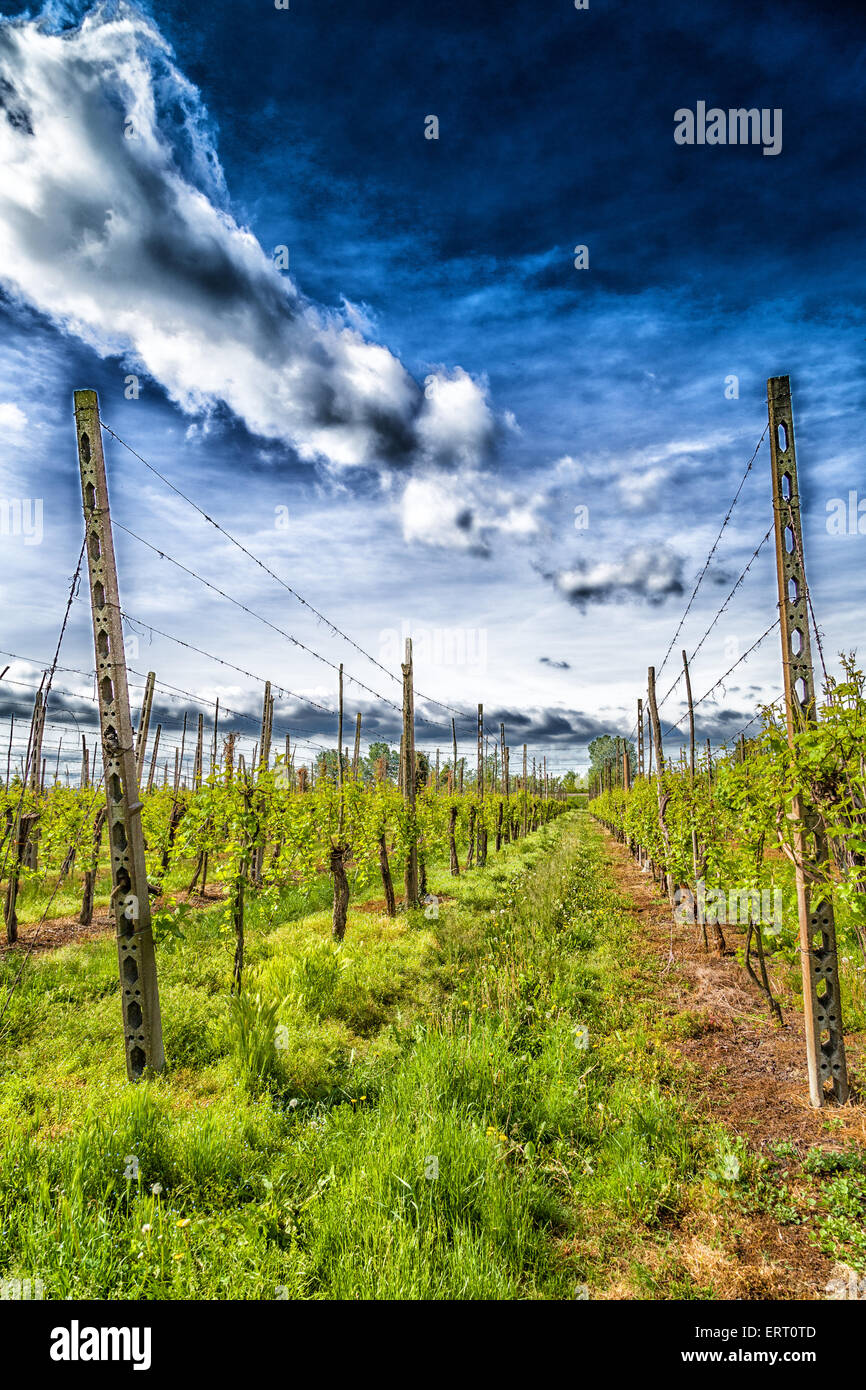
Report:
176,1218,191,1228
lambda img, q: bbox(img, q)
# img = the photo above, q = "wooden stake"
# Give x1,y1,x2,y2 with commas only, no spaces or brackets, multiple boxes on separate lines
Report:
211,699,220,775
647,665,675,913
682,649,706,948
134,670,155,787
259,681,272,776
5,715,13,787
401,639,419,908
637,698,644,777
193,712,204,790
147,724,161,794
174,713,187,793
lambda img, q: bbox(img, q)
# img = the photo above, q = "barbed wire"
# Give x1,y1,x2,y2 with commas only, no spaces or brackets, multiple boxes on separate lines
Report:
655,424,769,684
659,617,780,743
100,418,474,725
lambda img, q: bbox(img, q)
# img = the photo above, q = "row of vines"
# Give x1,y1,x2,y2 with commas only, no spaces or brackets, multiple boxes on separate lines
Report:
2,756,566,987
589,655,866,1021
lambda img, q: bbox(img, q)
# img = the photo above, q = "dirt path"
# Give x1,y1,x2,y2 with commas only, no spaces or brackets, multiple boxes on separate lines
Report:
0,888,226,958
599,825,866,1300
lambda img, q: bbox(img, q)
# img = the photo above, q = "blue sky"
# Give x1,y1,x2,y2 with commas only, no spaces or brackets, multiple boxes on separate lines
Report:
0,0,863,779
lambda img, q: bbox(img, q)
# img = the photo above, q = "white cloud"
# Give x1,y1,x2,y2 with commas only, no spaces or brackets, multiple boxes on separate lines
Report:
0,402,27,432
0,4,492,476
399,469,542,554
552,544,685,607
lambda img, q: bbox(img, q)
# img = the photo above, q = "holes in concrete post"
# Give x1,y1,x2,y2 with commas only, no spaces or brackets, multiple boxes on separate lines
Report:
127,1000,142,1030
781,471,792,500
100,676,114,705
85,482,95,510
787,576,798,602
777,421,788,452
94,581,105,609
110,774,122,803
80,432,91,463
784,526,794,553
112,821,128,852
88,533,101,562
795,677,807,705
123,955,138,986
791,628,803,656
129,1046,146,1077
97,631,109,659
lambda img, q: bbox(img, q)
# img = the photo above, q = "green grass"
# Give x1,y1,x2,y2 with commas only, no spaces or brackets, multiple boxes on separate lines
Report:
3,811,856,1300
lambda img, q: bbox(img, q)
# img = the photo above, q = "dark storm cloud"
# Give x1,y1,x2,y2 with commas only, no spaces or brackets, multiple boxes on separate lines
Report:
541,546,686,611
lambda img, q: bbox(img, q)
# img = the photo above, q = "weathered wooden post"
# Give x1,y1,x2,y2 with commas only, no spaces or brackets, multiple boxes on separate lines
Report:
193,712,204,790
258,681,273,775
331,666,350,940
476,703,486,864
211,699,220,776
499,723,506,794
352,712,362,781
74,389,164,1079
146,723,161,794
682,649,706,948
134,671,155,787
637,698,644,777
451,717,458,782
28,687,44,792
401,639,420,907
647,666,675,913
768,374,848,1106
174,713,187,793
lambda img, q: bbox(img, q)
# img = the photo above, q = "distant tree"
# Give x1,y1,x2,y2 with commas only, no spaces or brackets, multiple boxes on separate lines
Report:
365,740,400,782
315,748,341,783
415,750,430,793
588,735,635,778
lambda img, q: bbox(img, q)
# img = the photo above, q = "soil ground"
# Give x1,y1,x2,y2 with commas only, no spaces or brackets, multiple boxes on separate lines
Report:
599,826,865,1300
